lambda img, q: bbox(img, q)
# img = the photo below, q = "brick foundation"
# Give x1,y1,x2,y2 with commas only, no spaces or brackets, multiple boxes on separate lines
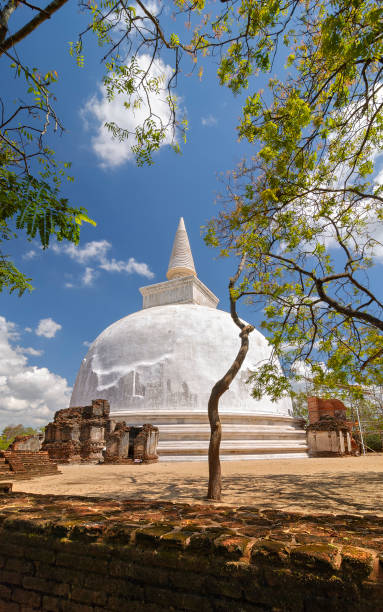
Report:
0,492,382,611
0,451,59,481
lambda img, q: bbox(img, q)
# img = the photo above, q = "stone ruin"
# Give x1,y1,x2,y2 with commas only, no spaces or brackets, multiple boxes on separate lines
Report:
0,430,59,481
7,433,44,452
103,422,159,464
306,396,358,457
42,399,159,464
42,399,110,463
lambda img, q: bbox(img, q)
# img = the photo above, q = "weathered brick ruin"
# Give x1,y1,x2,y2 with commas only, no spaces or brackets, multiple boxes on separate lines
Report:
0,491,382,611
42,399,110,463
0,450,59,481
7,434,44,452
42,399,159,464
103,422,159,464
306,396,357,457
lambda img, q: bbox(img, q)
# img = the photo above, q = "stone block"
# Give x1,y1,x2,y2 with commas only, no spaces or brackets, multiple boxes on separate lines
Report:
341,546,377,581
0,599,20,612
0,583,11,600
12,587,41,608
290,543,341,573
250,539,290,566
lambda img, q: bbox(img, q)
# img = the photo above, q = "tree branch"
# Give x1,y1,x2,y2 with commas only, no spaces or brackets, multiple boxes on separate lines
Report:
0,0,68,55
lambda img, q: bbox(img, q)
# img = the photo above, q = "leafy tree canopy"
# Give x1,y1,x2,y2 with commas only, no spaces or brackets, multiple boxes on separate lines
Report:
2,0,383,415
204,0,383,398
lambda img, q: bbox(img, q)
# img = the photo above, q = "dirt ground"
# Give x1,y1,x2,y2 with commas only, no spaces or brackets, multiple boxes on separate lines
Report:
13,454,383,515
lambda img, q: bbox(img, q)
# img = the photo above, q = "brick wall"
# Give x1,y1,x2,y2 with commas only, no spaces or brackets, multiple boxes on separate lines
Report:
0,451,59,480
0,493,382,611
307,397,348,424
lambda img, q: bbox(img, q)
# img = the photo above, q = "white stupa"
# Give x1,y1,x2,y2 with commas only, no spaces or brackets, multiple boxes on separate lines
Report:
70,218,308,460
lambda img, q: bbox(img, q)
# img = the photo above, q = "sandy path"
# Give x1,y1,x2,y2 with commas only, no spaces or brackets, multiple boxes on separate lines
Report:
13,454,383,515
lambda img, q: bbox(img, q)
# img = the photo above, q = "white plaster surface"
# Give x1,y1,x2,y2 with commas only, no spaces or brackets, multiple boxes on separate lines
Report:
70,304,292,417
140,276,219,309
167,217,196,280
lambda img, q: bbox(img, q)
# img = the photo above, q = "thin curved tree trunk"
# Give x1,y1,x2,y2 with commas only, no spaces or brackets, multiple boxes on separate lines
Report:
207,255,254,501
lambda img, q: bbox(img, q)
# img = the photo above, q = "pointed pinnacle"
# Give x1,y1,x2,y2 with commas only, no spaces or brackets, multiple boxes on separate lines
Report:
167,217,197,280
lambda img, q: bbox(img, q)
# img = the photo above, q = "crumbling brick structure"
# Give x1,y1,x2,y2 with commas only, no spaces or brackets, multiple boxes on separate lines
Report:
104,422,159,464
306,396,358,457
42,399,111,463
307,396,348,424
42,399,159,464
0,450,59,480
7,433,44,452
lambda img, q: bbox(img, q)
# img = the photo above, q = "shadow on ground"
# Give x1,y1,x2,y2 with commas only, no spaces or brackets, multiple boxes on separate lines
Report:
76,470,383,514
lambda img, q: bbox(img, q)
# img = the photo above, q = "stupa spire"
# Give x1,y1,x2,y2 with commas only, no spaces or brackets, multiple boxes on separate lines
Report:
167,217,197,280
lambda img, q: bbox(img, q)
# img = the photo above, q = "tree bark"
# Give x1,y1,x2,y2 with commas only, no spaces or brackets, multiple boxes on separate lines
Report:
0,0,68,55
0,0,18,45
207,255,254,501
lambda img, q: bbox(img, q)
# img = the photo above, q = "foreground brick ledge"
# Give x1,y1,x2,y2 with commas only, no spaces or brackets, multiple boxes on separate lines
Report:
0,492,383,611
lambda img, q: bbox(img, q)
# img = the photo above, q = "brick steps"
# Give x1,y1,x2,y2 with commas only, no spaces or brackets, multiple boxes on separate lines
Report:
0,451,60,480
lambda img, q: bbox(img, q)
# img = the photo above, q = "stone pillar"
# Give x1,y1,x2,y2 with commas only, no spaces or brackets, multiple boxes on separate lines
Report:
104,423,132,463
346,431,352,453
133,425,159,463
338,432,345,454
80,424,105,463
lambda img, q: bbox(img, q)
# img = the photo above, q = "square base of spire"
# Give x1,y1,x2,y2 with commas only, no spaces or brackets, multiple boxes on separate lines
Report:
140,276,219,310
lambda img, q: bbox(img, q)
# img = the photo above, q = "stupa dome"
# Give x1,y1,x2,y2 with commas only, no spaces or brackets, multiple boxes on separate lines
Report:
70,304,291,416
70,218,307,460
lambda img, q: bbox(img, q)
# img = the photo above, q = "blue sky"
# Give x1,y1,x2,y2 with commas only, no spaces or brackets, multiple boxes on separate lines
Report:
0,0,264,428
1,1,383,429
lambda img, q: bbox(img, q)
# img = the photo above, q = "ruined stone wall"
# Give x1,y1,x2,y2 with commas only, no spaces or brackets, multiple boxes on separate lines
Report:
7,435,43,452
307,397,348,424
42,399,111,463
0,492,382,611
0,452,59,480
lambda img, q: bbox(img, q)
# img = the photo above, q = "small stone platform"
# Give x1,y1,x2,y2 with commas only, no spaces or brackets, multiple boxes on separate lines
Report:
0,451,60,481
0,492,382,610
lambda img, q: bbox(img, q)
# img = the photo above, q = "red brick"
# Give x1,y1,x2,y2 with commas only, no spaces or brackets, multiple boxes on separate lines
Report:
0,599,20,611
6,558,34,575
0,584,11,601
0,542,25,558
51,582,70,598
55,552,108,574
41,595,62,611
12,587,41,608
22,575,54,593
0,569,22,585
71,586,107,606
24,547,55,564
60,602,93,612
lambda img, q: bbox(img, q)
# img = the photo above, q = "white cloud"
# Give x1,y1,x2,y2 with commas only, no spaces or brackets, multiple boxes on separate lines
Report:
201,114,217,127
51,240,111,264
35,318,62,339
82,54,175,167
83,340,91,347
99,257,154,278
53,239,154,280
0,317,71,429
133,0,159,17
18,347,44,357
24,327,32,333
82,267,97,286
22,249,37,260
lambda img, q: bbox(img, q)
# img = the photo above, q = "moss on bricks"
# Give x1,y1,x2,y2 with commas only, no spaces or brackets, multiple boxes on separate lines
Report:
290,543,341,574
250,539,291,566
